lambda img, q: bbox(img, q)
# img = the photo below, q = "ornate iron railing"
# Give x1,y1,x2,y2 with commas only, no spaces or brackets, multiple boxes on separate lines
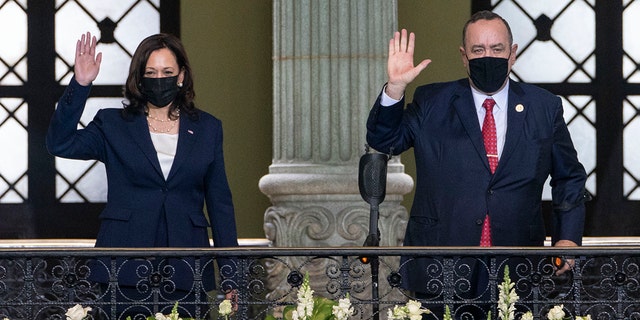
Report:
1,246,640,319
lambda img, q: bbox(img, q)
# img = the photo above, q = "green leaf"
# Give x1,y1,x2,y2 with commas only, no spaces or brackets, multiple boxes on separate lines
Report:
282,305,295,320
313,297,338,320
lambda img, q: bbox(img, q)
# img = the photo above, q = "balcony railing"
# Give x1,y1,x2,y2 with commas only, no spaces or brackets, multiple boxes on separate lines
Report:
1,239,640,319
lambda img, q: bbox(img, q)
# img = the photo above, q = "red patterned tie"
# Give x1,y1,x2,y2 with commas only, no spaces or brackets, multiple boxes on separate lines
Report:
482,98,498,174
480,98,498,247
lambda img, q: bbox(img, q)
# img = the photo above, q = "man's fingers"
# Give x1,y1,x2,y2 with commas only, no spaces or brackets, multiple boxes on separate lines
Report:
407,32,416,54
555,263,572,276
390,29,418,55
416,59,432,72
389,38,395,57
392,31,400,54
553,257,575,276
399,29,408,52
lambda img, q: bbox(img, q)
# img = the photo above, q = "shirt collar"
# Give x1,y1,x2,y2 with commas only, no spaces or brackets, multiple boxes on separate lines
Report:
471,80,509,112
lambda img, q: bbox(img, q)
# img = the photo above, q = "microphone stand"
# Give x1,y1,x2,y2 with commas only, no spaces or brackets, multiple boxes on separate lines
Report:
358,145,389,320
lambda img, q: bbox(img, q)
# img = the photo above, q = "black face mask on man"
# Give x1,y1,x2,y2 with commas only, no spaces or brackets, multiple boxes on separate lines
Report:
467,56,509,94
141,75,180,107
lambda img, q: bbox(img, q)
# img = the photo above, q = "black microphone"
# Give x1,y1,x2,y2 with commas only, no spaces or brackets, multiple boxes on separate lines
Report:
358,146,389,263
358,146,389,320
358,150,388,207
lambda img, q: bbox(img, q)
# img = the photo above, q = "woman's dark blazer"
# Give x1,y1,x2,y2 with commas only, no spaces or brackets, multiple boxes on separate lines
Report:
46,77,239,291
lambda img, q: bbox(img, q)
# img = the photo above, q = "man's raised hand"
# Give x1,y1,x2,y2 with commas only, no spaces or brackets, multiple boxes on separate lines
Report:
385,29,431,100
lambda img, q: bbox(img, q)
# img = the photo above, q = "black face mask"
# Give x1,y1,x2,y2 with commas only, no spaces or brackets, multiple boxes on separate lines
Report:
141,76,179,107
468,56,509,94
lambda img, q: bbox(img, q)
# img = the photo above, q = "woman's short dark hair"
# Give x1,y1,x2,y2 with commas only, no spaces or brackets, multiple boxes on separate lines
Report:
123,33,198,120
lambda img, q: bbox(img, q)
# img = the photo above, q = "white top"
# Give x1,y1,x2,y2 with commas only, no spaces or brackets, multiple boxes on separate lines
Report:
149,132,178,179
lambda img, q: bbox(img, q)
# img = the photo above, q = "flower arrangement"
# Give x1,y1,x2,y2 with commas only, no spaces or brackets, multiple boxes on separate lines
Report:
265,272,354,320
386,300,430,320
122,300,234,320
124,300,232,320
1,304,92,320
383,265,592,320
490,266,591,320
124,302,186,320
0,268,594,320
517,304,591,320
65,304,93,320
332,296,355,320
497,266,518,320
3,301,224,320
263,267,594,320
517,305,591,320
219,299,233,320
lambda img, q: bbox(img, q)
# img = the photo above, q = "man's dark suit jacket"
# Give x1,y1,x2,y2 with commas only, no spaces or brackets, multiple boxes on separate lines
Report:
367,79,588,293
46,78,238,291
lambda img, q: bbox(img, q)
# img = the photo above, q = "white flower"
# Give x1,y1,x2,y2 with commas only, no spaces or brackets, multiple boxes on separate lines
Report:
388,305,408,320
292,273,315,320
154,313,170,320
332,294,354,320
219,299,233,317
576,316,592,320
406,300,430,320
547,305,565,320
153,312,182,320
152,302,182,320
497,266,519,320
520,311,534,320
387,300,429,320
65,304,92,320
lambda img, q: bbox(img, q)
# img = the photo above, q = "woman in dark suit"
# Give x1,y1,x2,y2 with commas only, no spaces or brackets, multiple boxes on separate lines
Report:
46,32,238,318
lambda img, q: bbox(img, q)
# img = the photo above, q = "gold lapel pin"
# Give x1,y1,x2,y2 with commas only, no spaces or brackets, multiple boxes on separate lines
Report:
515,104,524,112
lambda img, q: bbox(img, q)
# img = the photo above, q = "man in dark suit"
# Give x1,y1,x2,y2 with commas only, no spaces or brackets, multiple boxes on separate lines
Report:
366,10,589,303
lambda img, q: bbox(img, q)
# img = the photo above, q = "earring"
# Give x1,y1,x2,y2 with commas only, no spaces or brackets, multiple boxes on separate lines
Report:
177,82,183,88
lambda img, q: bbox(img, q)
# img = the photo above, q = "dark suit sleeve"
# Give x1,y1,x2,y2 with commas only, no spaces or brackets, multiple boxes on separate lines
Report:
366,88,421,155
549,97,590,245
204,121,239,291
46,77,105,161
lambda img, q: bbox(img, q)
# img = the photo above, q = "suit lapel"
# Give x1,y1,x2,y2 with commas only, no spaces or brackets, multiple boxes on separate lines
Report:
167,114,199,181
128,114,164,178
452,81,491,172
496,80,527,174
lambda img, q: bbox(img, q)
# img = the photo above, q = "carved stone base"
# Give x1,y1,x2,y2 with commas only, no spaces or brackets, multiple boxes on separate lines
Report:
259,167,413,318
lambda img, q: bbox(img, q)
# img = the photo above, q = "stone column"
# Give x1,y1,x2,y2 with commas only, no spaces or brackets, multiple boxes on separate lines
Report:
259,0,413,309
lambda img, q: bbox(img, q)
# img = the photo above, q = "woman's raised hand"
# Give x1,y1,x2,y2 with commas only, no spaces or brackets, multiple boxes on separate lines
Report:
74,31,102,86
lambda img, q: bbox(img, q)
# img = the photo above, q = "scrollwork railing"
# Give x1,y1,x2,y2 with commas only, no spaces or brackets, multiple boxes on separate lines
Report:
1,247,640,319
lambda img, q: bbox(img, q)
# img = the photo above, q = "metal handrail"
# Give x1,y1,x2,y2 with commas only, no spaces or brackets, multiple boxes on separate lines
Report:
1,244,640,319
2,245,640,256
